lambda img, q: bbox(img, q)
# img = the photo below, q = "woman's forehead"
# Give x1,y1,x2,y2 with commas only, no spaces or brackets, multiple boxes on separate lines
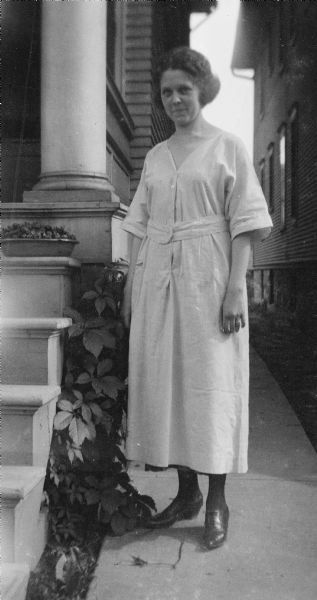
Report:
160,69,194,88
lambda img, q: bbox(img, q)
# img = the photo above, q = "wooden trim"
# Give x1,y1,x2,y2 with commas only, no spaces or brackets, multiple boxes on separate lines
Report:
106,69,134,140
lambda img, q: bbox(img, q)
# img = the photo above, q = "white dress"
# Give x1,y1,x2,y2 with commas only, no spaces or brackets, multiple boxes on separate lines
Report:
122,129,272,474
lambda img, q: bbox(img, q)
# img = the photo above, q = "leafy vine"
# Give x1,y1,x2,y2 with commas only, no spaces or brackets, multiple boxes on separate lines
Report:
45,263,155,544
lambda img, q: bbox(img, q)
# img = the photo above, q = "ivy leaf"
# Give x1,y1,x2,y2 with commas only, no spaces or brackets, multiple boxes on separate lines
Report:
94,279,104,294
82,354,97,375
63,307,83,323
85,317,107,329
57,399,74,413
101,413,113,434
64,372,74,389
85,420,96,441
105,296,117,315
69,417,90,446
85,390,98,402
101,398,113,410
82,290,99,301
138,494,157,511
76,372,91,385
55,553,67,581
89,402,103,419
98,328,116,349
68,448,75,463
101,490,124,514
81,404,92,423
85,475,100,488
54,411,73,430
85,489,101,505
83,330,104,358
97,358,113,377
97,376,125,400
95,297,106,316
111,512,128,536
68,324,83,338
73,390,83,403
73,448,84,462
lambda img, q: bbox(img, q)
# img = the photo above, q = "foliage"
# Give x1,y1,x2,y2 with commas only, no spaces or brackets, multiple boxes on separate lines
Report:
45,262,155,545
26,537,101,600
2,221,77,240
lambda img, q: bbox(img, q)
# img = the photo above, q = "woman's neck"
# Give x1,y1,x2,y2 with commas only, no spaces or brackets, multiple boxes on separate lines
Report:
173,115,215,138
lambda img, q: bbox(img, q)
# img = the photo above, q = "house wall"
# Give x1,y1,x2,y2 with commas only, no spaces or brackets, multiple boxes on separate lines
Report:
250,2,317,321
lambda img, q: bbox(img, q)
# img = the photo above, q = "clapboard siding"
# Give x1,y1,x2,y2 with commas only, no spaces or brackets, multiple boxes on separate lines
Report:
125,2,153,196
252,2,317,268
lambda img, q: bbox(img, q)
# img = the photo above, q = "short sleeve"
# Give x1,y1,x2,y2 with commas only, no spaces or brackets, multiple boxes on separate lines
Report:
225,138,273,241
121,159,149,238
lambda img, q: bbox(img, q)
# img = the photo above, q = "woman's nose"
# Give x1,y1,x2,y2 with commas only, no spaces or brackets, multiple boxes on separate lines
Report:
171,91,181,104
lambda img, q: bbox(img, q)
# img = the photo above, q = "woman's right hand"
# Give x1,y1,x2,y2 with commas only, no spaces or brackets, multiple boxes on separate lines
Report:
121,287,132,329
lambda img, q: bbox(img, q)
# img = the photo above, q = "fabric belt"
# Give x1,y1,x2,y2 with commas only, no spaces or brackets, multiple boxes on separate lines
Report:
146,216,229,244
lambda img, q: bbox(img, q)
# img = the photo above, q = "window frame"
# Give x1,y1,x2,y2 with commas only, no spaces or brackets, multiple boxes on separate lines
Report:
268,143,275,214
289,103,299,221
278,124,287,232
106,1,126,96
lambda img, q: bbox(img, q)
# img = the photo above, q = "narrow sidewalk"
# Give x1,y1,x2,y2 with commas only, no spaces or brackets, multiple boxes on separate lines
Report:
88,348,317,600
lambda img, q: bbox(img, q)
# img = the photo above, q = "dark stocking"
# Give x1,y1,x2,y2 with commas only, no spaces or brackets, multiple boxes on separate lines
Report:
177,468,201,500
206,474,227,512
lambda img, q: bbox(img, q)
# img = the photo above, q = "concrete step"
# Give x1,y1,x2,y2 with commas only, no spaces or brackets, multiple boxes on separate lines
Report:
1,318,71,385
1,385,60,466
2,563,30,600
2,466,47,568
2,256,80,318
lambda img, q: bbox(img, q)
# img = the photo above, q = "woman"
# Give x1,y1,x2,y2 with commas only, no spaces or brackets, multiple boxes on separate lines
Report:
121,47,272,550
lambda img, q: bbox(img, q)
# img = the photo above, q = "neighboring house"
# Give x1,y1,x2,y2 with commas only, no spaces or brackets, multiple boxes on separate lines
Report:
2,1,215,592
231,1,317,321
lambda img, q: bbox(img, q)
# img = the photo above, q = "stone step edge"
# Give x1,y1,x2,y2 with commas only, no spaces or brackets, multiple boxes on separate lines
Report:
2,563,30,600
2,466,46,501
3,256,81,269
1,317,72,331
1,384,61,409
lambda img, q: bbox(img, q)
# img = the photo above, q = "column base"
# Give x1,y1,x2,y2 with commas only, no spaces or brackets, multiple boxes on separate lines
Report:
33,171,114,192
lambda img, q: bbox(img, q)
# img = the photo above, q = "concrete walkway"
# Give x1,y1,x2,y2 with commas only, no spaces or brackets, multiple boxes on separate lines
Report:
88,349,317,600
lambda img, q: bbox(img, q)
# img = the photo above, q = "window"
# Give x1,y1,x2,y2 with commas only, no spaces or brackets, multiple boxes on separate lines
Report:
260,61,265,118
279,125,287,231
289,104,299,219
268,144,275,213
269,270,275,305
259,158,266,196
107,1,126,94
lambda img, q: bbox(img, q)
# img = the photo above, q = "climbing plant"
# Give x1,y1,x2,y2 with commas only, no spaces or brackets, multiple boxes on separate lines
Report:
45,263,155,544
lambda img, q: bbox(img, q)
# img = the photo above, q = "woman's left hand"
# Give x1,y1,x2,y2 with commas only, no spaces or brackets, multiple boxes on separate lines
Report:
221,287,246,334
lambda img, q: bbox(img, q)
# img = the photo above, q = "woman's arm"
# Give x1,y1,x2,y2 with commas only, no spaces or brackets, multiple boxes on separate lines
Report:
221,232,251,334
121,234,143,329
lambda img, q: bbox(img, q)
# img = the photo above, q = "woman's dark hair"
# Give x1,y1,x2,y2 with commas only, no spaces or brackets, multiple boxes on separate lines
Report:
154,47,220,109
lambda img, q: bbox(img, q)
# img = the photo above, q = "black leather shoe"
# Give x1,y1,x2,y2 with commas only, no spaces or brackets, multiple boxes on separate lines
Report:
144,492,203,529
203,505,229,550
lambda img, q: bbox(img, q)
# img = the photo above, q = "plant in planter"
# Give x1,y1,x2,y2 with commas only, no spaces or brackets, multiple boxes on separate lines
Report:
45,262,155,545
2,221,78,257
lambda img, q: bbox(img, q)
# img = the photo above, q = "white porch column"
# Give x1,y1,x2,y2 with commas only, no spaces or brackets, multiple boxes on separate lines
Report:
35,0,111,191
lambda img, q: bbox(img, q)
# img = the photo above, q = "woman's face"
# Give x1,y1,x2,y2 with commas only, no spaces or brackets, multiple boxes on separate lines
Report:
160,69,202,127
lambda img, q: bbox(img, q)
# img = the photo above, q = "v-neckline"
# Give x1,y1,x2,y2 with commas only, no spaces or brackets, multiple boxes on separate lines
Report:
165,135,219,173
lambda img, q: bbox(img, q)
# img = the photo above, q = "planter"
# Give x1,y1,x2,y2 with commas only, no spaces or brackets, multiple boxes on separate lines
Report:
2,239,78,258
